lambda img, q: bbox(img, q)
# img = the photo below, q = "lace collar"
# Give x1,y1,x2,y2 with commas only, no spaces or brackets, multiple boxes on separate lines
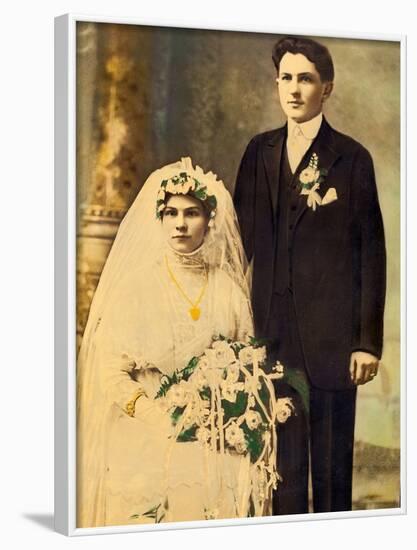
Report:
164,243,206,269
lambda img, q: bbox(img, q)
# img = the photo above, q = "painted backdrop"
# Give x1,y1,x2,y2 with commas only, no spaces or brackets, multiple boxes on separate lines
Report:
76,22,401,510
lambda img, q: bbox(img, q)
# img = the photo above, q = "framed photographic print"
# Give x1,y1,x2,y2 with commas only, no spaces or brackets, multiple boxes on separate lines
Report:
54,13,405,536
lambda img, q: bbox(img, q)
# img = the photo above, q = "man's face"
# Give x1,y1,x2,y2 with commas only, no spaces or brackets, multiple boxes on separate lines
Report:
277,52,333,123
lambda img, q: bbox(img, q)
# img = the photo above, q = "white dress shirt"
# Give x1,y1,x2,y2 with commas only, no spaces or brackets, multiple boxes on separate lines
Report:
286,113,323,174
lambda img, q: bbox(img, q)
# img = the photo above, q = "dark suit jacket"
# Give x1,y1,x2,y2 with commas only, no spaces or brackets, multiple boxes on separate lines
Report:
234,118,386,391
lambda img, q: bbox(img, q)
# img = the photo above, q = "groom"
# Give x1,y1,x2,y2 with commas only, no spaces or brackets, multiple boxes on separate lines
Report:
234,36,386,514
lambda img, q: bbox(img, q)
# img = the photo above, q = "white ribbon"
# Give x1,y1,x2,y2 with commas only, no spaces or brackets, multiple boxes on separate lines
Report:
161,347,286,519
301,183,322,211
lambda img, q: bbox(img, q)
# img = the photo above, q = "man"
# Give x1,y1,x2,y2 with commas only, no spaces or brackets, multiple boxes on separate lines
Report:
234,36,386,514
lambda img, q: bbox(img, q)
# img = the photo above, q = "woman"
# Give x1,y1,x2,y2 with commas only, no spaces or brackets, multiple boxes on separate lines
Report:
77,158,280,527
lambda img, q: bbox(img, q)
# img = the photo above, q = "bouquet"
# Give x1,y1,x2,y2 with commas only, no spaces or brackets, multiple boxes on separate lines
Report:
156,336,294,466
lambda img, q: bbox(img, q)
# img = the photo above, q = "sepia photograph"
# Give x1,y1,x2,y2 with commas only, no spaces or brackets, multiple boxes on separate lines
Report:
70,18,402,532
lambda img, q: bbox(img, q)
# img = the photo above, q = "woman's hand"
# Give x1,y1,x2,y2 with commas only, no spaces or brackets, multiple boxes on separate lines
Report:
133,395,173,432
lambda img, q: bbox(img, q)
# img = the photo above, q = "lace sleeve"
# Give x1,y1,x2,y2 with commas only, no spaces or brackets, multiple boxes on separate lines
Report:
100,350,148,411
93,302,152,412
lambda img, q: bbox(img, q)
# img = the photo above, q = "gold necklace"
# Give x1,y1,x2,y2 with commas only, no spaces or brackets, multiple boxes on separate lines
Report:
165,255,208,321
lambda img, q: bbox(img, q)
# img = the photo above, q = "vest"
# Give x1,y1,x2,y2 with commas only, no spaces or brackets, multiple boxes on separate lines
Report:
273,144,303,294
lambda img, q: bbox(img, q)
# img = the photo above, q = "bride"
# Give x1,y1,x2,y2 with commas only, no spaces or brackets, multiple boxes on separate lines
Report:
77,158,283,528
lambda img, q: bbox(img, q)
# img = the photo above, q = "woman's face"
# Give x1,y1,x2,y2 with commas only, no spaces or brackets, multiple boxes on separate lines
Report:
162,194,209,253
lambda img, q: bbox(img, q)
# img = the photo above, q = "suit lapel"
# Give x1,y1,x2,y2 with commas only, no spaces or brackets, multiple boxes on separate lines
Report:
293,118,341,227
262,126,286,223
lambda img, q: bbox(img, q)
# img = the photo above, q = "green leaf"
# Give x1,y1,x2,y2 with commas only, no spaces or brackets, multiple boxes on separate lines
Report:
194,188,207,200
231,342,245,354
155,375,172,399
242,422,267,462
256,381,270,423
176,425,198,442
248,336,268,348
283,368,310,416
200,387,211,400
161,179,168,188
156,513,165,523
141,503,161,518
206,195,217,209
221,391,247,420
182,356,199,378
171,406,185,425
155,356,199,399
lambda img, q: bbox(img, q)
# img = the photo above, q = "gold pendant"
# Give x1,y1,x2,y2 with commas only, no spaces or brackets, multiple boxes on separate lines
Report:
189,306,201,321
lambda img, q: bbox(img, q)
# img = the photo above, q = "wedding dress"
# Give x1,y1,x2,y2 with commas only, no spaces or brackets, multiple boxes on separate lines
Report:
77,158,276,528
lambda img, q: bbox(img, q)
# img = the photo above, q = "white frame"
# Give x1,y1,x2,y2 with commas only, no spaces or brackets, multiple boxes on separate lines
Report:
54,13,407,536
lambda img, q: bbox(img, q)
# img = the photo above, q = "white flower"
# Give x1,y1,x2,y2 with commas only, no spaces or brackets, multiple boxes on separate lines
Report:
239,346,254,366
157,188,166,201
204,366,223,386
165,181,175,194
234,440,247,454
204,349,218,367
204,350,226,384
299,166,319,185
225,422,245,447
212,340,236,366
245,410,262,430
190,368,209,391
275,397,295,423
225,362,241,384
244,377,262,394
155,396,169,412
198,355,210,369
180,181,193,194
189,179,197,192
272,361,285,379
221,382,238,403
212,340,230,352
167,380,190,408
199,403,211,420
196,426,210,444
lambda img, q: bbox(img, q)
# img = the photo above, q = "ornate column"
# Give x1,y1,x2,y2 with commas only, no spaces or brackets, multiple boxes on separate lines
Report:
76,23,152,349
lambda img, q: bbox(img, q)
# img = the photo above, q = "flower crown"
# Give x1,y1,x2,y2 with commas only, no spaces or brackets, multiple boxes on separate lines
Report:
156,171,218,225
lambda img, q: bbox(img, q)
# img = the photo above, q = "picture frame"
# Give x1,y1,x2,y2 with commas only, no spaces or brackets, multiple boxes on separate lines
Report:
54,13,406,536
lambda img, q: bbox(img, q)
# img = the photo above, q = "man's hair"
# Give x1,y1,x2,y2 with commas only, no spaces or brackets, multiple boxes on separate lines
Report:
272,36,334,82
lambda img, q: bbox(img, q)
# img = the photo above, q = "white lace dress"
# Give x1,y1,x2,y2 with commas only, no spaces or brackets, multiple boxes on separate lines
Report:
77,249,257,527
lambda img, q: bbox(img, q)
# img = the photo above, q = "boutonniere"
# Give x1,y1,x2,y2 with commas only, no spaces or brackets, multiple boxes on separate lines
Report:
299,153,337,211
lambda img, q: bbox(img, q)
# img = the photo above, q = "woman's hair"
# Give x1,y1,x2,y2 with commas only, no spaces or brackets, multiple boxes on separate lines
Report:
272,36,335,83
161,193,211,219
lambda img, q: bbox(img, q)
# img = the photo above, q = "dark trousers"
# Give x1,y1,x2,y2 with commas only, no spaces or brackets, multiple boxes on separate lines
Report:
267,290,357,514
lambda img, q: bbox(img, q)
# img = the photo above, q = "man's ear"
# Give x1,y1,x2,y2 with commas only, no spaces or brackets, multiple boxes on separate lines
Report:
322,81,334,102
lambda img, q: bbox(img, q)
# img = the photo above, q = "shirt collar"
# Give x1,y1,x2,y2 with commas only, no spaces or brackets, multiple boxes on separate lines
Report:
288,112,323,140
